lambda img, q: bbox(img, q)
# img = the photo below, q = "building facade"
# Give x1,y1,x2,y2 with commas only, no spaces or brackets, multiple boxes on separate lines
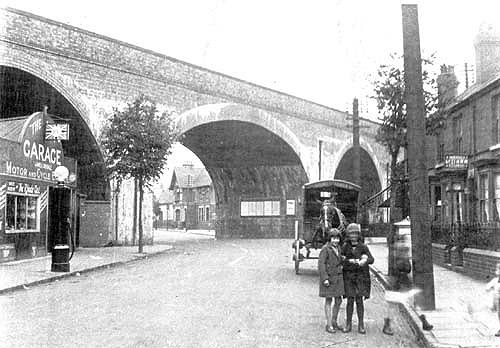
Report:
166,164,216,230
0,112,80,262
428,23,500,250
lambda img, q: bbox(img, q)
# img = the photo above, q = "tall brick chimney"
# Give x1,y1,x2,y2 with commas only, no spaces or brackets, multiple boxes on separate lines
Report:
474,22,500,84
436,65,458,106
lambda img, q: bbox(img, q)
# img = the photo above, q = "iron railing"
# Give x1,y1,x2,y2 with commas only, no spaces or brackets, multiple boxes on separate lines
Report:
431,221,500,251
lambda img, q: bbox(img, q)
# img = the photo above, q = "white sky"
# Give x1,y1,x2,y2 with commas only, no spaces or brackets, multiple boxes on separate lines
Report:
1,0,499,188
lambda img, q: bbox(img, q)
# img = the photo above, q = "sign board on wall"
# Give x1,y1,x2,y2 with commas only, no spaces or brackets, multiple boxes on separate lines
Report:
445,155,468,169
0,112,76,184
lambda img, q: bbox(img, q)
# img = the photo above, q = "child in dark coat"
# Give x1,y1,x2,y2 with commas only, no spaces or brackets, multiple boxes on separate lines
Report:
318,228,345,333
341,223,374,334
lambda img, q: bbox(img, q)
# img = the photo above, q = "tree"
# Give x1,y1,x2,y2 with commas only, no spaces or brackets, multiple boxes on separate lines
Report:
372,53,442,276
101,95,178,252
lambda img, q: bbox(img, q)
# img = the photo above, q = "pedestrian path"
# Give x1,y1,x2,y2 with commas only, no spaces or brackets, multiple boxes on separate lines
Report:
2,238,499,347
0,244,172,295
368,242,499,348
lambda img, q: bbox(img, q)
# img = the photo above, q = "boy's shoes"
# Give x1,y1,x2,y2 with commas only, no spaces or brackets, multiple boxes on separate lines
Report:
332,323,343,331
358,322,366,334
495,330,500,337
342,323,352,333
325,325,335,333
419,314,433,331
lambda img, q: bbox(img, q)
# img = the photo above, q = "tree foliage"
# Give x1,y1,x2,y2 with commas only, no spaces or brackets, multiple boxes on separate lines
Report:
101,94,178,186
100,94,179,251
372,53,440,159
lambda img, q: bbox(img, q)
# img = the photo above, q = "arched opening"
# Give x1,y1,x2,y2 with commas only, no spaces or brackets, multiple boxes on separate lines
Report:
0,66,109,200
334,147,382,226
181,119,308,238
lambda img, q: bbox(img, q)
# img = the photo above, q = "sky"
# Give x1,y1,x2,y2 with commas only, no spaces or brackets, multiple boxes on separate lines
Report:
1,0,499,188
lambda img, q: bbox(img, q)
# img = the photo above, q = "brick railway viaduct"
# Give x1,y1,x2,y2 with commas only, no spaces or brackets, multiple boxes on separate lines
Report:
0,7,389,242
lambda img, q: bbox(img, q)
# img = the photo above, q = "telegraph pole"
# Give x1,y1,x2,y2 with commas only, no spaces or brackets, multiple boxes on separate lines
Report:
352,98,361,188
402,4,436,310
346,98,368,223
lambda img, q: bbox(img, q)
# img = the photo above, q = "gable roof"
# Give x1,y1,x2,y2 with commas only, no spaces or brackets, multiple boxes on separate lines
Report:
169,165,212,190
447,73,500,112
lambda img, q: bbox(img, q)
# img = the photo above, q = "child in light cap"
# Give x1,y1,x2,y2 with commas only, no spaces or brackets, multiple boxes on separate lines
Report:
341,223,374,334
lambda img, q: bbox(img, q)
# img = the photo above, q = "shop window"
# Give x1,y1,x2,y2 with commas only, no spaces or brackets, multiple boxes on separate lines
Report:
492,95,500,144
472,105,477,153
479,174,489,222
438,143,445,162
6,194,38,232
451,188,463,223
453,115,463,154
494,174,500,221
198,207,204,222
431,185,442,222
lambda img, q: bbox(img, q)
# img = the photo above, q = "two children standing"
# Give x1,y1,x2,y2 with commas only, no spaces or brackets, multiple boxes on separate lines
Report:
318,223,374,334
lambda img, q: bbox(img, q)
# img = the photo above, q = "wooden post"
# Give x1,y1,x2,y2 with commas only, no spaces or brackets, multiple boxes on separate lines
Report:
402,4,436,310
352,98,361,187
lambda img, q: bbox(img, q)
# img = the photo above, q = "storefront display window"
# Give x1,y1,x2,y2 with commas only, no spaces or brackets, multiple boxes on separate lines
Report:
494,174,500,221
451,189,463,223
479,174,489,222
6,194,38,232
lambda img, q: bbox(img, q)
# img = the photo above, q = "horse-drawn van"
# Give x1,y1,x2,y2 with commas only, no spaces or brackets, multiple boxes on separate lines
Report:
292,179,361,274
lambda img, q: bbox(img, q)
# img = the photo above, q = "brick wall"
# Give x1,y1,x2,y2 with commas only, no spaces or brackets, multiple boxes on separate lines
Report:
463,247,500,280
432,243,450,265
79,200,111,247
1,7,380,134
432,244,500,280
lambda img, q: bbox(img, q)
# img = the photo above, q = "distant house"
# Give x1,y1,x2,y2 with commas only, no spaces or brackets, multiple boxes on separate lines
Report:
156,190,175,229
168,164,215,229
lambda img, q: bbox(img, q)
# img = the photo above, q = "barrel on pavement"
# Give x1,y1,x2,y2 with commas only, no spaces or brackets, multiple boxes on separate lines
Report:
51,244,70,272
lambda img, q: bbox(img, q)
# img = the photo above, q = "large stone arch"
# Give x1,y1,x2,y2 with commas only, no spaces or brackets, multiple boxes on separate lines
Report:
0,58,109,200
334,138,384,226
176,103,305,168
0,56,92,128
334,137,385,187
176,103,308,238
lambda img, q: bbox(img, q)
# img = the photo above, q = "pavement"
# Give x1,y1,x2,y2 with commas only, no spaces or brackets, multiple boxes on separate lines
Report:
0,244,173,295
367,241,500,348
1,234,498,348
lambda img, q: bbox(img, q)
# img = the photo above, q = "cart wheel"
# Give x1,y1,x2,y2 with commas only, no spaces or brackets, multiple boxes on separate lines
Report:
294,242,300,274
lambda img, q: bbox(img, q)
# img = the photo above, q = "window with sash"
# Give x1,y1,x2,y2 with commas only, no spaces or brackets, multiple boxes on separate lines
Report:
479,173,489,222
494,174,500,221
5,194,39,232
492,95,500,144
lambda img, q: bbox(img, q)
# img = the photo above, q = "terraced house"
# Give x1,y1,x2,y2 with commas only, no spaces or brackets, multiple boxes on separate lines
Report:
429,23,500,255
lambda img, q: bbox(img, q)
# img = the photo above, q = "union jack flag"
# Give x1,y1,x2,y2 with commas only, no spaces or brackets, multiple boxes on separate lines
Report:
45,123,69,140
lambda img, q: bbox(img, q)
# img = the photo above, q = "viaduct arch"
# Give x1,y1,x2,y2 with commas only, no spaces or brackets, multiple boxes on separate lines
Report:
0,7,389,241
